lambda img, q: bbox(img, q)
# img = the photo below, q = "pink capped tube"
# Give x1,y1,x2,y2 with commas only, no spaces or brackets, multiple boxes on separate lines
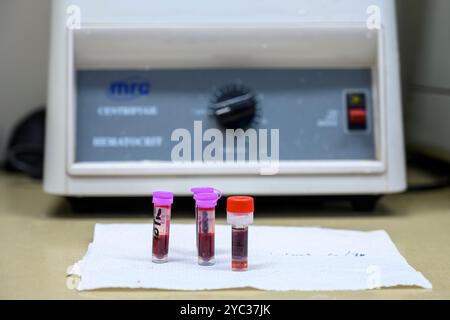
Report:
152,191,174,264
195,192,220,266
191,187,221,248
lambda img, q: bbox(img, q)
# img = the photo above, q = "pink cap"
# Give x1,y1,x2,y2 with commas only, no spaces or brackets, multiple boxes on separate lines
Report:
191,187,222,200
152,191,174,207
195,193,219,209
191,187,215,194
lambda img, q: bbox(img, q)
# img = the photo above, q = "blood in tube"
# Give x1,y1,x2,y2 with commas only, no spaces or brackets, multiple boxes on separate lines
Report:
152,206,170,261
152,192,174,264
198,208,215,265
195,193,219,266
191,187,216,249
232,226,248,270
227,196,254,271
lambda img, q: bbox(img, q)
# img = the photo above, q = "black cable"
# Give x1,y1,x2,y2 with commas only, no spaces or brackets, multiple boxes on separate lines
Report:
4,108,45,180
6,144,44,179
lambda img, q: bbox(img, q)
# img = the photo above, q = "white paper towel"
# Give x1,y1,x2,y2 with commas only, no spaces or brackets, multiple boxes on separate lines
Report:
69,224,432,291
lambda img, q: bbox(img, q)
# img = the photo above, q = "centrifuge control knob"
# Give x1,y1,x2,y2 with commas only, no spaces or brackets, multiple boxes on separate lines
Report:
210,85,257,129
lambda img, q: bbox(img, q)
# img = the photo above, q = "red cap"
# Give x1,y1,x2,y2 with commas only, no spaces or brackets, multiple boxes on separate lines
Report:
227,196,254,214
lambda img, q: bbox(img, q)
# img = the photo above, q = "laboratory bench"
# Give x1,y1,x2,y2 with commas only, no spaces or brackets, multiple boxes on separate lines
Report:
0,170,449,300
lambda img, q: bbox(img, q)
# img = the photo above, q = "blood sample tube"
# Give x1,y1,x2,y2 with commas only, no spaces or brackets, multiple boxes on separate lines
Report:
152,191,174,264
191,187,215,248
227,196,254,271
191,187,221,248
195,192,219,266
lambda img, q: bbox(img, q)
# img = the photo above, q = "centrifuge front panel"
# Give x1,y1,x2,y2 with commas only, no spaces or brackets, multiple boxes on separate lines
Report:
75,69,375,162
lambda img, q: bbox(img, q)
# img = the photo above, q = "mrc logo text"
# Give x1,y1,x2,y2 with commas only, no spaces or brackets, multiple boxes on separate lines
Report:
108,76,151,101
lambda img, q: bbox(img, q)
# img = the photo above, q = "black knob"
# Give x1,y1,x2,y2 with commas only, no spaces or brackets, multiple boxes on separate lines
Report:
210,84,257,129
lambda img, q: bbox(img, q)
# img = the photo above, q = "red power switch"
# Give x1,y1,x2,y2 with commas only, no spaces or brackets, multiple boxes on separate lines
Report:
349,108,367,125
347,93,368,131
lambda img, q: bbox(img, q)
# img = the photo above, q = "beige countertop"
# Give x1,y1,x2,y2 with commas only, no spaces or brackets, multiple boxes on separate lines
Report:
0,171,449,300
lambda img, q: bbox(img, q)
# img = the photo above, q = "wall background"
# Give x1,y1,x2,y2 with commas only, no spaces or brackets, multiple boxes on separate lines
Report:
0,0,51,162
397,0,450,159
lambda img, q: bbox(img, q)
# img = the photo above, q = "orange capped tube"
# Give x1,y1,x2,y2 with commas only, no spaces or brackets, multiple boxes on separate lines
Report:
227,196,254,271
